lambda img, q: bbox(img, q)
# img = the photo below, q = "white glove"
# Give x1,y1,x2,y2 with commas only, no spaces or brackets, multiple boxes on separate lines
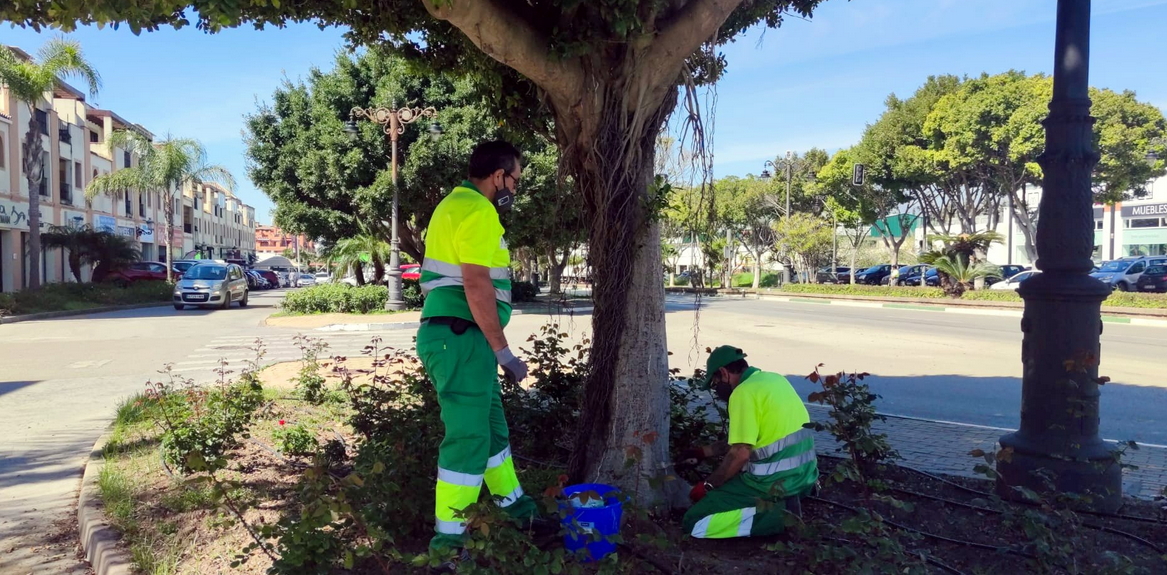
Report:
494,346,529,384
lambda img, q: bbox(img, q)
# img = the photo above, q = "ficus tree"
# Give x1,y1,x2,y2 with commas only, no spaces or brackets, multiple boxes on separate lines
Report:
19,0,830,500
0,39,101,289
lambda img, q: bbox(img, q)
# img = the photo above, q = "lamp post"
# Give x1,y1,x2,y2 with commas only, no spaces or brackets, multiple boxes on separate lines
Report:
762,151,798,285
996,0,1121,512
346,103,443,310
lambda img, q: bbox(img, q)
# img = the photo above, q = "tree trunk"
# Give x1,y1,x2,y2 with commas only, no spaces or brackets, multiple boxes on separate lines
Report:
565,91,679,506
752,258,761,289
165,192,175,283
546,247,568,295
67,250,82,283
353,261,366,286
23,106,44,290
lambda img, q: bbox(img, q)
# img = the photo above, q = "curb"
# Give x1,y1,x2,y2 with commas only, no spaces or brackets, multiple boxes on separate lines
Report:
753,293,1167,328
0,302,171,324
78,430,133,575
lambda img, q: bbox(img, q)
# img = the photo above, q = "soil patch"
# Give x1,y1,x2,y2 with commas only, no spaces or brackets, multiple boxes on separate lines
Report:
264,311,421,329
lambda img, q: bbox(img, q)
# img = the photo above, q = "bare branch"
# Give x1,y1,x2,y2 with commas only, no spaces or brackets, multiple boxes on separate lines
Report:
422,0,583,103
645,0,748,87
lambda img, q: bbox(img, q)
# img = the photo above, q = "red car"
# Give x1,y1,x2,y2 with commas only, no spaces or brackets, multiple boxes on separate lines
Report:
256,269,281,289
106,262,176,286
401,263,420,281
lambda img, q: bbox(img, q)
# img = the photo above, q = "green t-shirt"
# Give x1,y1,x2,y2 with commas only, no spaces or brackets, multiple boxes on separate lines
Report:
728,367,818,496
420,181,513,326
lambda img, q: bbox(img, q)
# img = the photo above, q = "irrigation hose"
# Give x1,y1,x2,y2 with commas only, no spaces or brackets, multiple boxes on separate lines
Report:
823,536,965,575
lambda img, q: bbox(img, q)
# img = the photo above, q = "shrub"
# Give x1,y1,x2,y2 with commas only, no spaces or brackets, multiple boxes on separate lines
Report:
511,280,538,303
151,367,266,473
671,274,690,287
1103,291,1167,309
401,277,424,309
778,283,947,298
804,366,898,492
0,281,172,316
281,284,388,314
960,290,1023,303
273,423,318,456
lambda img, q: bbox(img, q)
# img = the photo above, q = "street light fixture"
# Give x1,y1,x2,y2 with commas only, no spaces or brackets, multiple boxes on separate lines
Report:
348,101,440,311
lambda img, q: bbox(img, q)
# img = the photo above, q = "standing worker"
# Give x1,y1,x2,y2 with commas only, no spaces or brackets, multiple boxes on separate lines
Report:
417,141,539,561
678,346,818,538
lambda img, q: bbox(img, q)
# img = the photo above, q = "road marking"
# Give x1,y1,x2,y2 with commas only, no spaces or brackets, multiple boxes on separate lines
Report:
68,359,111,369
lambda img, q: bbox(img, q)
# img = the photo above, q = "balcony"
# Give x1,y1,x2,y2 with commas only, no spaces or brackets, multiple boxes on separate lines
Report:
60,183,73,205
58,127,72,144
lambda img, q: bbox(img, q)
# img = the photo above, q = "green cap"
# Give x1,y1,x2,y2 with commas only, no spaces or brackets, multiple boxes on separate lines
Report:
700,345,747,390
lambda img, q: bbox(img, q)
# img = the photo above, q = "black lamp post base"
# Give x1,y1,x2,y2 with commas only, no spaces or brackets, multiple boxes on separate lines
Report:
996,432,1123,513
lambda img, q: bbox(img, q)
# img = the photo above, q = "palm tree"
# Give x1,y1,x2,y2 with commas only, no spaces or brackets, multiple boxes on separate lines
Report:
930,255,1002,297
329,234,391,286
86,132,235,282
88,231,141,283
0,39,101,289
40,224,98,282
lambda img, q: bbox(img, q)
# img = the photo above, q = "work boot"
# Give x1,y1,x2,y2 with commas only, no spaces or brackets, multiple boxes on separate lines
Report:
431,548,471,574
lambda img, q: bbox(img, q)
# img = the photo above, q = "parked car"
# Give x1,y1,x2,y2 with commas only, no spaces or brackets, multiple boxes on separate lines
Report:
896,265,932,287
985,265,1028,287
853,264,894,285
991,269,1042,290
815,266,851,284
173,263,249,310
1090,256,1167,291
105,261,174,286
1135,264,1167,293
244,270,271,290
314,271,331,283
171,259,202,277
881,264,929,286
256,270,281,289
401,263,421,281
297,273,317,287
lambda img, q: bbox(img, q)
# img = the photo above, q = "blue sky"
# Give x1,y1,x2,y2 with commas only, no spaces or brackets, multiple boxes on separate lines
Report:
4,0,1166,224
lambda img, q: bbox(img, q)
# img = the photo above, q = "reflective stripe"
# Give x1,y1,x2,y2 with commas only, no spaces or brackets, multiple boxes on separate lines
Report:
486,446,512,469
737,507,756,537
437,468,484,488
436,518,466,535
495,288,512,303
747,450,817,476
691,515,712,538
422,258,462,277
495,486,524,508
423,259,510,280
751,428,813,461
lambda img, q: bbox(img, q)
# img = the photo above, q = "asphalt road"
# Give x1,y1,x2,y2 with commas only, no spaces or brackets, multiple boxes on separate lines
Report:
659,295,1166,445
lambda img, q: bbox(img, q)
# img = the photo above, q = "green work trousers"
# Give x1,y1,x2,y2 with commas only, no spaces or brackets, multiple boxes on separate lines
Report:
682,475,795,538
417,321,538,551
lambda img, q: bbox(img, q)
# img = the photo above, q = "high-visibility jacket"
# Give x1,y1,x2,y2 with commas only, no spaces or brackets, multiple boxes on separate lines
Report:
727,367,818,497
420,181,513,326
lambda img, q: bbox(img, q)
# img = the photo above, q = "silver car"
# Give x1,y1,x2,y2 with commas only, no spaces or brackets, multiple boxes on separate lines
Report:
1090,256,1167,291
173,263,250,310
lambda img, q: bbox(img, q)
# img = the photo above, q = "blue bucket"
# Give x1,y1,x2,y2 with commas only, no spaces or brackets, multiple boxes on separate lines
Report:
560,483,623,562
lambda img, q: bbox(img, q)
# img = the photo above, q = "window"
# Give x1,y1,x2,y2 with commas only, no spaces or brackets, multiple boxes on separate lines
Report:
35,109,48,135
1129,263,1146,274
38,151,50,196
90,130,99,143
1125,217,1164,229
123,150,131,168
0,135,5,169
1095,220,1104,230
74,162,83,189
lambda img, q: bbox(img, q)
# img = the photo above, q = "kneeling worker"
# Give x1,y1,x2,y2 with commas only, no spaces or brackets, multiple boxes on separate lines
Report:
680,345,818,539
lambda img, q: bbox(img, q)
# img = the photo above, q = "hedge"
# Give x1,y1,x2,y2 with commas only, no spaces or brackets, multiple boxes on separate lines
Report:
512,281,538,303
732,273,781,288
777,283,947,299
774,283,1167,310
0,281,172,316
281,284,388,314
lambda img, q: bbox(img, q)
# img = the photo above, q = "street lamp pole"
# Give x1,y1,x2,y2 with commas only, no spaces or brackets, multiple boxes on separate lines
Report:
349,102,440,311
762,152,798,285
996,0,1121,511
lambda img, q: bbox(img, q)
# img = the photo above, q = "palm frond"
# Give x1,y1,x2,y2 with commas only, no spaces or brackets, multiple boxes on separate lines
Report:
37,37,101,99
86,168,150,200
189,164,237,191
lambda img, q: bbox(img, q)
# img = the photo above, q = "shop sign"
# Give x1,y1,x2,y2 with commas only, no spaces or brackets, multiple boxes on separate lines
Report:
1121,203,1167,218
0,199,31,230
95,214,117,233
138,224,155,243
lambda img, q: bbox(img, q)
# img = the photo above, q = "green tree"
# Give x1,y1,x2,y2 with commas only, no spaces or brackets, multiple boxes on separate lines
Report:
87,231,141,283
328,234,390,286
774,213,833,283
720,175,779,289
24,0,831,497
928,254,1002,298
502,144,585,295
0,39,101,289
1090,87,1167,205
86,131,235,282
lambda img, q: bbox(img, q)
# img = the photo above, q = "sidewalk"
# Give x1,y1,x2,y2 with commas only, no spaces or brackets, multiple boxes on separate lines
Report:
806,404,1167,501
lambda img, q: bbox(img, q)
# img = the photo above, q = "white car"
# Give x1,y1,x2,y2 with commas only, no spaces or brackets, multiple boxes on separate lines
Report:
296,273,317,287
315,272,331,283
991,270,1042,290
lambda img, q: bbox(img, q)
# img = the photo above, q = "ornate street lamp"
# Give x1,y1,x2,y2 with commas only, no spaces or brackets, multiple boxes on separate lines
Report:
347,102,440,310
996,0,1121,512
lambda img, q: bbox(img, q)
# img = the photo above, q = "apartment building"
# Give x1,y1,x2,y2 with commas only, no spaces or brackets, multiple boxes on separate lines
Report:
254,225,313,257
0,44,255,291
180,181,257,262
